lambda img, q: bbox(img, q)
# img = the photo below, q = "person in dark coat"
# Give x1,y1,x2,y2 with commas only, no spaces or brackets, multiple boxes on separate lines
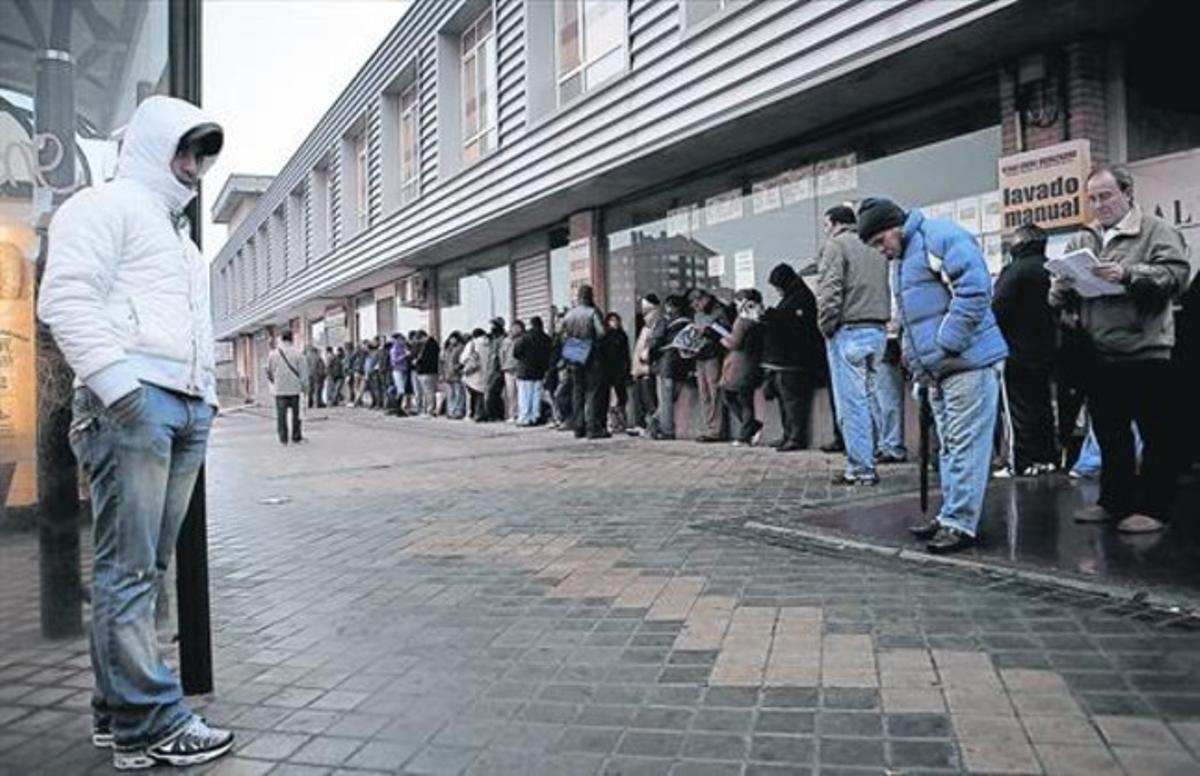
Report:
600,312,633,433
993,223,1058,476
646,295,692,440
762,262,826,451
484,318,507,421
512,315,553,425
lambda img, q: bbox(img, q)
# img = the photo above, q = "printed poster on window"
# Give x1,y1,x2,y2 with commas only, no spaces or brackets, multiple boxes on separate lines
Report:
666,204,698,237
815,154,858,195
0,233,38,509
734,249,756,290
568,237,592,296
705,189,744,226
983,233,1003,275
955,196,982,235
927,201,956,221
981,191,1003,233
707,253,726,279
751,178,783,214
781,165,815,205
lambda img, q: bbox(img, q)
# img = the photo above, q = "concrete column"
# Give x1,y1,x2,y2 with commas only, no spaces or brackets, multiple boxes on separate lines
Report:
568,210,606,310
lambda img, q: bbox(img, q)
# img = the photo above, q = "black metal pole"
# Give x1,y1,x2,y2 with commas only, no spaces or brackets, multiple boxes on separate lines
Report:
168,0,213,696
35,0,83,640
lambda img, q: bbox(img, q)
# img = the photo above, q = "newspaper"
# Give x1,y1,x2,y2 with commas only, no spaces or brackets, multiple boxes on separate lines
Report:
1045,249,1126,298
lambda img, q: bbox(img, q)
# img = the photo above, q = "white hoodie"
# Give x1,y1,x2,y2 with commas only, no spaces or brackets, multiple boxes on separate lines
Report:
38,96,219,407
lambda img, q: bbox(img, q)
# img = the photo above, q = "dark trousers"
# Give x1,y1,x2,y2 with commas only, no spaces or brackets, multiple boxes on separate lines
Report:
632,375,657,429
276,395,302,443
1005,362,1057,470
468,387,485,421
723,388,757,443
570,361,606,437
1089,360,1179,520
774,370,816,448
827,385,843,446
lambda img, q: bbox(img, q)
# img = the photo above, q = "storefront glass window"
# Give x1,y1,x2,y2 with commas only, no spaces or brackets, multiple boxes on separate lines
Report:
604,83,1001,333
438,259,511,338
1,1,169,524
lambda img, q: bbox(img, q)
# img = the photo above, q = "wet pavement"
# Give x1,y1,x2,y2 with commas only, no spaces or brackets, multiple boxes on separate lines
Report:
1,406,1200,775
749,470,1200,603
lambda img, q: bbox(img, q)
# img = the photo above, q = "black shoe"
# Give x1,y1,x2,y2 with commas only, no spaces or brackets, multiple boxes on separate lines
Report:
875,452,908,465
587,432,612,440
776,442,805,452
695,435,721,443
926,527,975,555
820,440,845,454
908,518,941,540
831,472,879,486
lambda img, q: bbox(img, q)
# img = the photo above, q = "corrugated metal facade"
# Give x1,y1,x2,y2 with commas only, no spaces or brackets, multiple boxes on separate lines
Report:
212,0,1018,339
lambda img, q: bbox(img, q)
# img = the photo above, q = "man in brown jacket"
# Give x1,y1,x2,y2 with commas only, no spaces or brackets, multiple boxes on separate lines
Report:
1049,165,1189,533
817,205,892,485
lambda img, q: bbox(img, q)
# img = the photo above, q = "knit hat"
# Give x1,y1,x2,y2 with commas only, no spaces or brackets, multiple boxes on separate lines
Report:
768,262,797,290
856,197,906,243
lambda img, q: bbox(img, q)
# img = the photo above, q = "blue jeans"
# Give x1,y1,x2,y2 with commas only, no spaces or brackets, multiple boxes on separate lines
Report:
517,379,542,424
654,377,679,437
69,383,213,749
930,364,1002,537
1072,421,1142,476
446,381,467,418
874,358,907,459
828,326,887,476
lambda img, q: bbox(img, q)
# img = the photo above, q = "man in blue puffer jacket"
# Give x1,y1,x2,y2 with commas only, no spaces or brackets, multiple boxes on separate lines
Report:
858,198,1009,554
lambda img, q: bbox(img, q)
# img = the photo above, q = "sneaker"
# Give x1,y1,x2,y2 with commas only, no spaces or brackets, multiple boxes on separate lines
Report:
1116,513,1165,534
820,440,845,454
908,518,941,540
831,472,879,486
992,466,1014,479
749,420,764,447
113,717,233,771
926,527,975,555
730,440,745,447
1074,505,1115,523
875,452,908,465
1069,468,1098,480
93,720,114,749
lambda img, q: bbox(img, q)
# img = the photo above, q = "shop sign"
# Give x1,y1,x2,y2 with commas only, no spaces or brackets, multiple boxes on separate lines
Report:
1128,149,1200,277
707,253,725,278
0,236,37,508
780,165,815,205
751,178,782,214
998,139,1091,233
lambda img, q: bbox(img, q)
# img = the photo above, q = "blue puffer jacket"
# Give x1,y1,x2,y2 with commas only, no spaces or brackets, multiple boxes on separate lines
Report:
896,210,1008,380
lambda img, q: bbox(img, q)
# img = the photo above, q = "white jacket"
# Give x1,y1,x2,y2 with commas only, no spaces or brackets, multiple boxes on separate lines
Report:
38,96,218,407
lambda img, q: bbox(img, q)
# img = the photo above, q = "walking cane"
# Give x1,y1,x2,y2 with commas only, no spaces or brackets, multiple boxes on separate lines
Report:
919,384,932,514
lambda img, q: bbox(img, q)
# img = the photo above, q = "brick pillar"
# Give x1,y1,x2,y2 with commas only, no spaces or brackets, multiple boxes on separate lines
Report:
1000,41,1110,163
568,210,606,311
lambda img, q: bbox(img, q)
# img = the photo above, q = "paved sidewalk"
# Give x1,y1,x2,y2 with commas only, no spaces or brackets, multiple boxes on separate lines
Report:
2,407,1200,775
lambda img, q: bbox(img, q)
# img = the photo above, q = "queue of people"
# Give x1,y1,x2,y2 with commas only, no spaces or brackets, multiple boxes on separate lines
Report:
271,164,1196,556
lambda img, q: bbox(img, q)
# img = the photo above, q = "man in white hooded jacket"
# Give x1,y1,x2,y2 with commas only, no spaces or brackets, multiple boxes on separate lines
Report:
38,96,233,770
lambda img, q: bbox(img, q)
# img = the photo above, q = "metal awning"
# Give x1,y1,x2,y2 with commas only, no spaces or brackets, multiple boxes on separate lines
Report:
0,0,159,135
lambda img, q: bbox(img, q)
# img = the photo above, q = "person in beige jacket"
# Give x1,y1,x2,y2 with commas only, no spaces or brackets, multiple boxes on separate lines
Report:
267,330,308,445
1049,165,1189,534
630,293,661,433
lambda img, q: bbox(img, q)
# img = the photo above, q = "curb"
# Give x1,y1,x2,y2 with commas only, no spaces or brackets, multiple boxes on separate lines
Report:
719,518,1200,623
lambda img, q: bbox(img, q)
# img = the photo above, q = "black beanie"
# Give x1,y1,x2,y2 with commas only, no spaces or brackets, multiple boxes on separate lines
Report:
857,197,906,243
768,262,797,290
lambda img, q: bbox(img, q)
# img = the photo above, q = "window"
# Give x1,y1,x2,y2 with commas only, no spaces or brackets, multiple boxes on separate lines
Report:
311,164,331,256
399,82,420,203
460,8,497,165
685,0,732,29
555,0,626,104
354,132,369,231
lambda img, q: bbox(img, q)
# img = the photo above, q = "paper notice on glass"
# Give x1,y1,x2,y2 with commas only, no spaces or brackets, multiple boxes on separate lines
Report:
667,205,695,236
956,196,982,235
1045,249,1126,298
816,153,858,195
752,178,783,213
707,253,726,278
706,189,744,225
927,201,955,221
734,249,756,289
781,165,814,205
984,233,1003,275
981,191,1003,233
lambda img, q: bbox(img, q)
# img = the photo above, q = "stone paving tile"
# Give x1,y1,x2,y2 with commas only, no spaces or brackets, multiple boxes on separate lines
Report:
4,408,1200,775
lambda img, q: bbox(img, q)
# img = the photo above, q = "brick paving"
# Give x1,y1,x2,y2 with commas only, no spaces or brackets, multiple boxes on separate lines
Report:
2,406,1200,774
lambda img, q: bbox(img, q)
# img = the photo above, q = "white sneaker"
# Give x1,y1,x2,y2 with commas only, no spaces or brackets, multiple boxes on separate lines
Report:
113,716,233,771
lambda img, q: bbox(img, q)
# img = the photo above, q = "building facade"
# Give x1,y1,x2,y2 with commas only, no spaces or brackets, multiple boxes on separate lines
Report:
211,0,1198,423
